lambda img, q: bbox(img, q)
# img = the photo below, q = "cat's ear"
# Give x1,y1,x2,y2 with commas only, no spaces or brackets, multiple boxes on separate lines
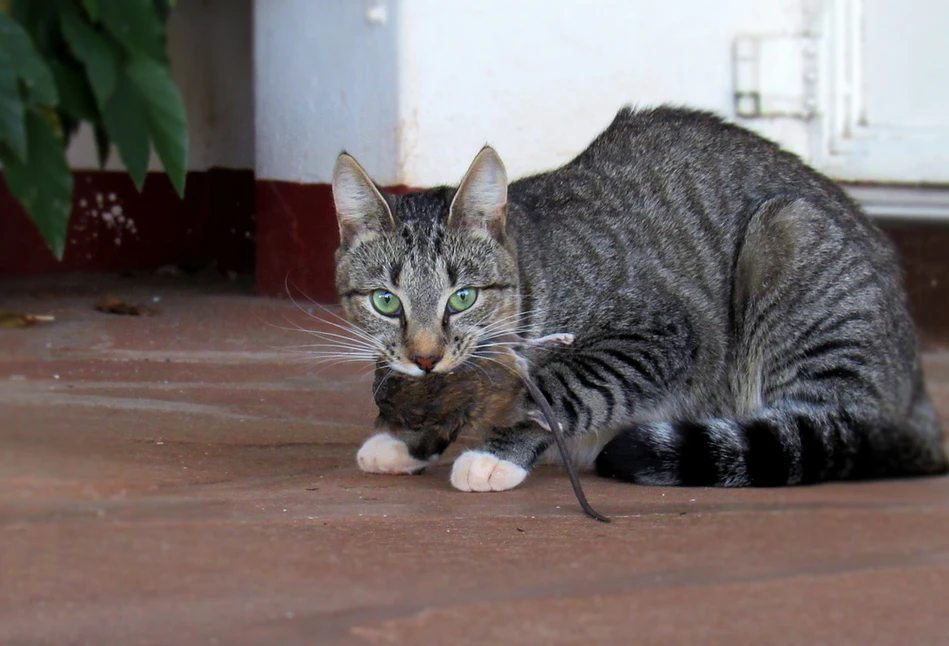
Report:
332,153,396,247
448,146,508,240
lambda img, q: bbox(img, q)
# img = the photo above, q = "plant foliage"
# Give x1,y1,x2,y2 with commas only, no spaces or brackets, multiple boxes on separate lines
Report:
0,0,186,260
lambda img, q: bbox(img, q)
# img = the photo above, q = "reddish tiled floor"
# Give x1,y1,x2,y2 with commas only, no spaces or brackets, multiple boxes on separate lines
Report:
1,276,948,646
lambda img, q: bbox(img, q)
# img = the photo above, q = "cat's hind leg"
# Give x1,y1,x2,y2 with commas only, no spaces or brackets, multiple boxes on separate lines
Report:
597,197,947,485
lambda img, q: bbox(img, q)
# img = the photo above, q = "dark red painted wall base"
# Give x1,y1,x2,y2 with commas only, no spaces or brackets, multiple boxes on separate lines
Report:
254,181,412,300
882,220,949,339
254,181,338,301
0,168,254,277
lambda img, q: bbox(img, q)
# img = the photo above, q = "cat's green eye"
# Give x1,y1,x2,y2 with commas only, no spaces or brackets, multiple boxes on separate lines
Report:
447,287,478,313
371,289,402,316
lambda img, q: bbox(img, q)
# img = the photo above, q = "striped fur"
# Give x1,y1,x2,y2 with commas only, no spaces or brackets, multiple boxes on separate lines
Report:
334,106,948,488
596,406,940,486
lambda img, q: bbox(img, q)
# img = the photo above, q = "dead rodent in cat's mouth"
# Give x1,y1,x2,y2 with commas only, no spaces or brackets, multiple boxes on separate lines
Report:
373,355,524,458
373,337,610,522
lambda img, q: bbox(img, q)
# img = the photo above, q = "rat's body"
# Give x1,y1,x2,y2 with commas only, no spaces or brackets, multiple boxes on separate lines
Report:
373,358,524,462
373,339,611,521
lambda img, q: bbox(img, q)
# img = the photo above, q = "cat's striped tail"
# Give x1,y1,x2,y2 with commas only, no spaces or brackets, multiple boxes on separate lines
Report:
594,404,948,486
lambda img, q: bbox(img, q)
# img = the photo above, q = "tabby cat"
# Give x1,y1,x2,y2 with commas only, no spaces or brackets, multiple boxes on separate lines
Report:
331,106,947,492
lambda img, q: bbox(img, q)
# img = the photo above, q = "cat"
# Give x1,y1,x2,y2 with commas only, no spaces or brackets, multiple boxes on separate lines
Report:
331,106,948,492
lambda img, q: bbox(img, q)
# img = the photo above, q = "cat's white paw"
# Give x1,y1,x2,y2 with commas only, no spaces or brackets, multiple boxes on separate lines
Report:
450,450,528,492
356,433,433,475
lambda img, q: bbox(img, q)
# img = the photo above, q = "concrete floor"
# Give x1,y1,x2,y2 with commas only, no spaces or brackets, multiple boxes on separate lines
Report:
2,275,948,646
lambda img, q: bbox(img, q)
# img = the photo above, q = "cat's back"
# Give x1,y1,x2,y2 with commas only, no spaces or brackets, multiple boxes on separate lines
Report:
504,106,908,355
576,105,780,167
507,105,886,258
511,106,826,206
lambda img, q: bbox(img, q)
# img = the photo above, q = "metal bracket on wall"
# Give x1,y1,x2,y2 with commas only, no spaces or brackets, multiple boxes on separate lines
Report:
733,35,819,119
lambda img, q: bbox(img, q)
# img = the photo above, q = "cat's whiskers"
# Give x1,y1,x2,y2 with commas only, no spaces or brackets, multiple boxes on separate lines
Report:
474,314,539,339
289,316,385,352
477,309,546,339
272,313,385,352
283,326,381,349
372,367,395,398
301,348,378,358
283,281,389,352
280,332,379,350
477,316,524,337
476,339,531,349
279,329,385,365
480,328,532,341
471,349,517,363
476,325,532,344
470,353,523,382
275,287,390,365
464,356,498,387
290,345,379,357
297,351,376,366
287,340,380,356
274,285,393,375
274,315,387,369
274,335,381,362
356,363,382,380
298,354,379,369
471,344,520,366
476,312,544,339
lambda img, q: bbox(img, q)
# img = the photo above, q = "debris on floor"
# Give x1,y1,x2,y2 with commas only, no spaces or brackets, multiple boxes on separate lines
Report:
93,295,158,316
0,309,55,328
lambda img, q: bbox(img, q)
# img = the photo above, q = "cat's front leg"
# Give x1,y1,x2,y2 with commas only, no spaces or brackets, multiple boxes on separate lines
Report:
356,428,444,475
450,422,550,491
449,323,693,492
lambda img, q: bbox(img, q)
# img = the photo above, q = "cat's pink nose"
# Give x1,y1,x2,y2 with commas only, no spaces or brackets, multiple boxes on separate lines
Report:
413,355,442,373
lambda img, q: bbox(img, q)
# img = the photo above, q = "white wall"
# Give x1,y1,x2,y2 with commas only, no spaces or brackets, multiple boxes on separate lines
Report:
254,0,400,184
204,0,255,170
67,0,254,171
252,0,818,187
396,0,810,186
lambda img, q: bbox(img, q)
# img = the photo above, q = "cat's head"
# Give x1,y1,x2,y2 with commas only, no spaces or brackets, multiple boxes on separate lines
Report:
332,147,520,377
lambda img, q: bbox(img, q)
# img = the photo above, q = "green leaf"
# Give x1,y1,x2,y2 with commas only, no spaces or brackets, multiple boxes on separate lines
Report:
82,0,100,22
126,56,187,197
93,122,109,168
101,70,148,190
59,112,79,142
0,54,27,161
9,0,64,57
60,3,117,109
36,104,64,138
49,60,98,122
0,109,73,259
152,0,172,24
98,0,164,61
0,13,58,105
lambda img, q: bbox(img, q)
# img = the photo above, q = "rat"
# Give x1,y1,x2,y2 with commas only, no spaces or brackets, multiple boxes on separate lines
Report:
373,333,609,522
